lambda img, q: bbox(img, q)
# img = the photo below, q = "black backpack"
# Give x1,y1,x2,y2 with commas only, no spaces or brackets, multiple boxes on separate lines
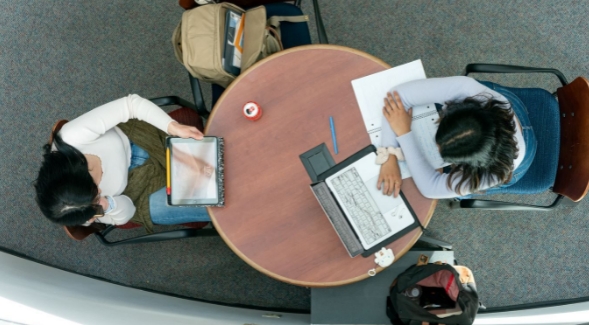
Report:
386,260,480,325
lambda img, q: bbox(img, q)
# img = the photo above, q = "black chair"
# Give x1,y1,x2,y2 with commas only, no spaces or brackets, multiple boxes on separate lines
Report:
457,64,589,211
186,0,328,118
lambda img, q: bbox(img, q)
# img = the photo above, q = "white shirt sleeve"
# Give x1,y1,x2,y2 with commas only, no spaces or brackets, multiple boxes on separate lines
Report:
95,195,136,225
59,94,174,145
393,76,506,108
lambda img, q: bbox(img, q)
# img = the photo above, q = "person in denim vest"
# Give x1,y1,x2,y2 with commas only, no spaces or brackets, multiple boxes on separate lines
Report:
377,76,536,199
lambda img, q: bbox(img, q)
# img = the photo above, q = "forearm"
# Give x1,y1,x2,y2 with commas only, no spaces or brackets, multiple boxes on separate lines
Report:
126,95,174,134
380,116,400,147
60,95,174,145
392,76,505,108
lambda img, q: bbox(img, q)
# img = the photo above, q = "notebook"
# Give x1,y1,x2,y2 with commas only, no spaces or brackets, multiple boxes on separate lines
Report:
222,9,244,76
311,145,421,257
166,136,225,207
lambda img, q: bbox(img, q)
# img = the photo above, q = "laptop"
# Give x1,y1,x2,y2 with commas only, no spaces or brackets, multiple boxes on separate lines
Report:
311,145,421,257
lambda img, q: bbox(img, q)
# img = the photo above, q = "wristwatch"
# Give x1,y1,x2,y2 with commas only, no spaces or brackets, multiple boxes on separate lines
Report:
375,147,405,165
104,195,116,214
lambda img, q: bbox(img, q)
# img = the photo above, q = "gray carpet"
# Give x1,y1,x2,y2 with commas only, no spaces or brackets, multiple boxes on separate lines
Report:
1,0,589,311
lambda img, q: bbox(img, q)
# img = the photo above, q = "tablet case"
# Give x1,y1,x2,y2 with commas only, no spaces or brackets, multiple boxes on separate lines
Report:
166,136,225,207
308,144,422,258
299,143,335,182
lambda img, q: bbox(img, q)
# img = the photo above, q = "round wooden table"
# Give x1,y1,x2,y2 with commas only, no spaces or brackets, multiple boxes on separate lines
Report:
206,44,436,287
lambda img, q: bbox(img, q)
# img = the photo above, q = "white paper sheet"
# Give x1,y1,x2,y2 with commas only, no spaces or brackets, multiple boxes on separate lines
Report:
351,59,427,144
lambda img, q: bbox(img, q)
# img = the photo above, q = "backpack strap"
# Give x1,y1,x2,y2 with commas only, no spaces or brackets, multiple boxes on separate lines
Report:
265,26,283,53
259,15,307,60
267,15,309,26
266,15,309,39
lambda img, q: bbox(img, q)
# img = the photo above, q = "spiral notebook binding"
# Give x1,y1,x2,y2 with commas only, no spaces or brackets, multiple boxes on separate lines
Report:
215,137,225,207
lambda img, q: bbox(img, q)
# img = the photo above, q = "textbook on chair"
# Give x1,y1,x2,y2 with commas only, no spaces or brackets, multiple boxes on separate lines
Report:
351,59,450,179
222,9,244,75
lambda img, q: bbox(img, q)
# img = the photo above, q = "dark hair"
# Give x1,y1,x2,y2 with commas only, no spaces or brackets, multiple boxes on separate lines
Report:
435,95,518,195
34,132,103,226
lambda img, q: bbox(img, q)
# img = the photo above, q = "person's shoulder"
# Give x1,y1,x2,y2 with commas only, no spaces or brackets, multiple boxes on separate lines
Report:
57,122,81,146
445,75,479,84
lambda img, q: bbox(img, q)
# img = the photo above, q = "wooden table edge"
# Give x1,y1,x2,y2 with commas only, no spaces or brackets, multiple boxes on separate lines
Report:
208,202,437,287
205,44,438,287
204,44,391,134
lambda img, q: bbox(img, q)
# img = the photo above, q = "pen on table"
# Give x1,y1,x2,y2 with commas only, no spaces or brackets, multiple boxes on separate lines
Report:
166,148,171,195
329,116,338,154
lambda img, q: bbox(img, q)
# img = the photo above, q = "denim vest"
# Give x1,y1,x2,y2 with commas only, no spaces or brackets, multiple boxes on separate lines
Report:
476,81,538,193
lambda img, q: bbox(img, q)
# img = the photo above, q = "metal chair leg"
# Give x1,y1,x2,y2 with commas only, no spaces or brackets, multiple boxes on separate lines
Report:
94,226,219,247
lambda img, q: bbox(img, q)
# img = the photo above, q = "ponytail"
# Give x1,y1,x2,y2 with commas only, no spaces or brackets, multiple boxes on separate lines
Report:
35,132,101,225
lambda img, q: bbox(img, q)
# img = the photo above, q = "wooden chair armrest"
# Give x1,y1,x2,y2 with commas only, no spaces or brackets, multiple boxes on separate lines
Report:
554,77,589,201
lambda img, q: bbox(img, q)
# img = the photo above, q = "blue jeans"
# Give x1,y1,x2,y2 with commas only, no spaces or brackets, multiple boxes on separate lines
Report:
129,141,211,224
475,81,538,195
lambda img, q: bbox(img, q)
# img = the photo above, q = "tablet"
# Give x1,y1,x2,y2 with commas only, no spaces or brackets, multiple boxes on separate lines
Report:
166,136,225,206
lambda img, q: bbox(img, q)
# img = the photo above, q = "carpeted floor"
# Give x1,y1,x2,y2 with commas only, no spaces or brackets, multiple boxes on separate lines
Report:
1,0,589,311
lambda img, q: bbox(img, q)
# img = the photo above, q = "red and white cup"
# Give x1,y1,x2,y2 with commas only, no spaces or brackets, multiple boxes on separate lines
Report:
243,101,263,121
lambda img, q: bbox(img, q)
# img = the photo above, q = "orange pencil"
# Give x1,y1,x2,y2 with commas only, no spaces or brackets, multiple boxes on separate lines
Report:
235,13,245,53
166,148,171,195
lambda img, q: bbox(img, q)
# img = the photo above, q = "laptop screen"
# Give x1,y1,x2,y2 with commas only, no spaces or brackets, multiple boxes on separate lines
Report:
325,153,415,249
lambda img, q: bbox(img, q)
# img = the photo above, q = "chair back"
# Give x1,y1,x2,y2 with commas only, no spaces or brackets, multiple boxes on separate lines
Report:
554,77,589,201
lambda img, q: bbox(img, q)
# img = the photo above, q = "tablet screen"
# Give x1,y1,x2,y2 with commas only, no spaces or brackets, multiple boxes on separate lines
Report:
169,137,220,205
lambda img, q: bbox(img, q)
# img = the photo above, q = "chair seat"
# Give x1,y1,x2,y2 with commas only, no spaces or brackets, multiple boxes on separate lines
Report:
485,86,561,195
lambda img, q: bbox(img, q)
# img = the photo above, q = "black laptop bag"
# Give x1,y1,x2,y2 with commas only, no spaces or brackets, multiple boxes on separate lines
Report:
386,261,480,325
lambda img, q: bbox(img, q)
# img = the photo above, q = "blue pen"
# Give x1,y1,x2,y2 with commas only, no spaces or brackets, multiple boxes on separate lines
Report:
329,116,338,154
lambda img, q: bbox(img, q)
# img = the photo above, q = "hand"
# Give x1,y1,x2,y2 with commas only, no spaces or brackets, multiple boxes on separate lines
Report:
167,121,204,140
377,157,402,197
172,147,215,198
383,91,413,136
173,147,214,178
87,196,108,224
98,196,109,211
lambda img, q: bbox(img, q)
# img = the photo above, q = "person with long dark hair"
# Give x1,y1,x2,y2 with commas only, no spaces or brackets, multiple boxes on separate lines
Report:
34,95,210,232
376,76,536,199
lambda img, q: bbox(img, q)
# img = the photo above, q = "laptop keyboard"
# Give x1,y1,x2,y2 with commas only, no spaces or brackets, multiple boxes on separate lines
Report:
330,167,391,245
